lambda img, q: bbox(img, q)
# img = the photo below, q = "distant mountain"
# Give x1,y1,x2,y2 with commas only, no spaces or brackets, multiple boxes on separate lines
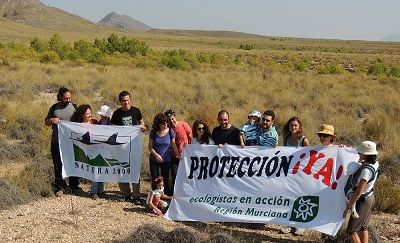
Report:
98,12,151,32
0,0,98,32
382,33,400,42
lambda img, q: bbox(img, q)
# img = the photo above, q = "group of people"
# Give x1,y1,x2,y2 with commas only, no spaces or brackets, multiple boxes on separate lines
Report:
45,88,379,243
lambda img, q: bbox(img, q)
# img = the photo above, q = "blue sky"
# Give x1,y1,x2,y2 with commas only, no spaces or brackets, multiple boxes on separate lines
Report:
41,0,400,41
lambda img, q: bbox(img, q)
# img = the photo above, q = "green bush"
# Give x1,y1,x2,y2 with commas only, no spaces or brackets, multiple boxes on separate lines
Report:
161,49,195,70
388,65,400,78
368,61,390,76
239,43,254,50
39,50,60,63
316,64,343,74
30,37,49,53
375,176,400,213
48,34,73,60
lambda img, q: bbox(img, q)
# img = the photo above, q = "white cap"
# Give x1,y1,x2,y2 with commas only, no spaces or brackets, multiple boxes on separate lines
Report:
248,110,261,118
356,141,378,155
97,105,112,117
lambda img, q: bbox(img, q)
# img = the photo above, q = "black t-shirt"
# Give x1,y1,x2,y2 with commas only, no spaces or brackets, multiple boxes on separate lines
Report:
211,125,241,146
110,107,142,126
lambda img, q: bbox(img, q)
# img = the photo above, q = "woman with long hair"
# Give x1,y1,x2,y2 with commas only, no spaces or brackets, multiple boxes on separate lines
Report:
191,120,214,145
282,117,310,147
148,113,178,194
281,116,309,235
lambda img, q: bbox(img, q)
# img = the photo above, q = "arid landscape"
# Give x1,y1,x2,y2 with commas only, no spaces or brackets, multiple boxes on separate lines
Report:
0,0,400,242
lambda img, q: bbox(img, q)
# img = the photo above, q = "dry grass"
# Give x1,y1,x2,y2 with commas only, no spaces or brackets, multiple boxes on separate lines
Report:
1,30,400,214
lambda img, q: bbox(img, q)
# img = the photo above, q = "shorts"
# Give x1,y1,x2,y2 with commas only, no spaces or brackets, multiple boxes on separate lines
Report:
347,194,375,234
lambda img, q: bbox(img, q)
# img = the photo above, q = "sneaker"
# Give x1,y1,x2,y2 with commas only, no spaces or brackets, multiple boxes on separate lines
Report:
97,192,106,199
55,190,63,197
280,227,292,234
72,187,85,196
90,193,99,200
294,228,305,236
351,209,359,218
123,196,134,202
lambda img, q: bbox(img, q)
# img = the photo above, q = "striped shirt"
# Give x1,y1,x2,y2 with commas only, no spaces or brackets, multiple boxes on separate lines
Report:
241,123,258,145
256,126,278,147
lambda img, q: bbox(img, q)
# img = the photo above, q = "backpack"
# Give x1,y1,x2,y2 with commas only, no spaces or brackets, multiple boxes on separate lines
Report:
344,163,379,199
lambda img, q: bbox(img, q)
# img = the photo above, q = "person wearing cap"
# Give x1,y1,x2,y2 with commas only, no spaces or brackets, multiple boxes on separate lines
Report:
343,141,379,243
255,110,279,147
97,105,112,125
211,110,241,147
239,110,261,147
110,91,145,205
164,109,192,195
316,124,336,146
87,105,112,200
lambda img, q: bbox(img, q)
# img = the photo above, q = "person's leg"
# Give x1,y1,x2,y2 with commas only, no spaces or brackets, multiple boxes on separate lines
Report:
51,143,65,193
169,158,179,195
69,176,80,191
118,183,131,197
149,159,160,189
91,181,99,194
161,162,171,195
358,230,368,243
132,181,141,199
349,233,361,243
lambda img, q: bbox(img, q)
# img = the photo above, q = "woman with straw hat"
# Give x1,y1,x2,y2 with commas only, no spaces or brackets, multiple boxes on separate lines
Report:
316,124,337,146
343,141,379,243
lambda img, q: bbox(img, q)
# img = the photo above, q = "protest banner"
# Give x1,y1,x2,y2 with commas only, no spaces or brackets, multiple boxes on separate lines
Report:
58,121,143,183
165,144,359,236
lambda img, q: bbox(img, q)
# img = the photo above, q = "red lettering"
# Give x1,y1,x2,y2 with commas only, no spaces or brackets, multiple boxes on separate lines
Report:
313,158,334,186
302,150,325,175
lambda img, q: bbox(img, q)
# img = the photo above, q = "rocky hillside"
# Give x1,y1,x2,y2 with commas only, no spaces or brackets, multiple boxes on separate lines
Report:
98,12,151,31
0,0,98,32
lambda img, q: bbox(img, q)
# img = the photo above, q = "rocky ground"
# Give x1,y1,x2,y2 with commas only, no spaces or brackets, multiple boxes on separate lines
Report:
0,183,399,243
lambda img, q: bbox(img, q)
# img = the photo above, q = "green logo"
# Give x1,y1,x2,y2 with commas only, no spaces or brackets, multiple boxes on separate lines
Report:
289,196,319,223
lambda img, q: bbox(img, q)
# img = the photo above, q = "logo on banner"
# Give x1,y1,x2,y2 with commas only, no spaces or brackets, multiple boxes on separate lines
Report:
72,131,131,168
289,196,319,222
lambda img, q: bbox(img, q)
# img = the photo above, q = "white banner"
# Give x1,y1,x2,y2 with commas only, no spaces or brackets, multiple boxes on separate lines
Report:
58,121,143,183
165,144,359,236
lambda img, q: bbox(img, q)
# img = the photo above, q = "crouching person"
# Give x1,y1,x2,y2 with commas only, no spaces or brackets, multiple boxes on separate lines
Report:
146,176,172,216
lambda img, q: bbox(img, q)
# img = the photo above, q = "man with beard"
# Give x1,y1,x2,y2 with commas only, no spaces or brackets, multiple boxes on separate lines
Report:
211,110,241,146
256,110,278,147
45,87,80,197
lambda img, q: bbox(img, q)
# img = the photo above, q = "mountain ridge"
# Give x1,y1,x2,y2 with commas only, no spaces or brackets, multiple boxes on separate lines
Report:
98,11,151,32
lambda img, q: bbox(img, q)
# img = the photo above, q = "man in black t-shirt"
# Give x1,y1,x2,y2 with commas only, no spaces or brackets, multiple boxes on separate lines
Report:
211,110,241,146
111,91,145,205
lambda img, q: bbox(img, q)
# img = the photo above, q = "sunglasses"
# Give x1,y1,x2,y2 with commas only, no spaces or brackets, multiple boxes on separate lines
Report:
262,118,271,122
318,133,331,138
197,127,205,131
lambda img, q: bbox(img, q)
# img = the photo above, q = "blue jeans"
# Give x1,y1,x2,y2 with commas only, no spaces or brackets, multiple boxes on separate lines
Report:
149,159,170,194
91,182,104,194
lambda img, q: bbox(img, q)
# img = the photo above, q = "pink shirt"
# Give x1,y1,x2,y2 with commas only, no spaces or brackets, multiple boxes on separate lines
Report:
172,121,192,158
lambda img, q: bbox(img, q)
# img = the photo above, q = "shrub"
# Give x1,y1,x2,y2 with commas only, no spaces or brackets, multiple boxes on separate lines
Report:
316,64,343,74
239,43,254,50
39,50,60,63
30,37,49,53
374,176,400,213
161,49,194,70
368,61,390,76
0,179,28,210
48,34,73,60
388,65,400,78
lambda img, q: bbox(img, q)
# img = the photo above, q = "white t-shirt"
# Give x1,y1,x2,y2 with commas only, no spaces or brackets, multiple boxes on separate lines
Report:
356,162,379,195
146,186,164,205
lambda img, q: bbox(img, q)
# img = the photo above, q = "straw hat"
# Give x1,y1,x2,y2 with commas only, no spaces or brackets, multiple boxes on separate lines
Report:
97,105,112,117
356,141,378,155
316,124,336,137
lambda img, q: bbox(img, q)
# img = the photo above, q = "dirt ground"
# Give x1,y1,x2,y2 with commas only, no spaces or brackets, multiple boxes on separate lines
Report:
0,183,399,243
